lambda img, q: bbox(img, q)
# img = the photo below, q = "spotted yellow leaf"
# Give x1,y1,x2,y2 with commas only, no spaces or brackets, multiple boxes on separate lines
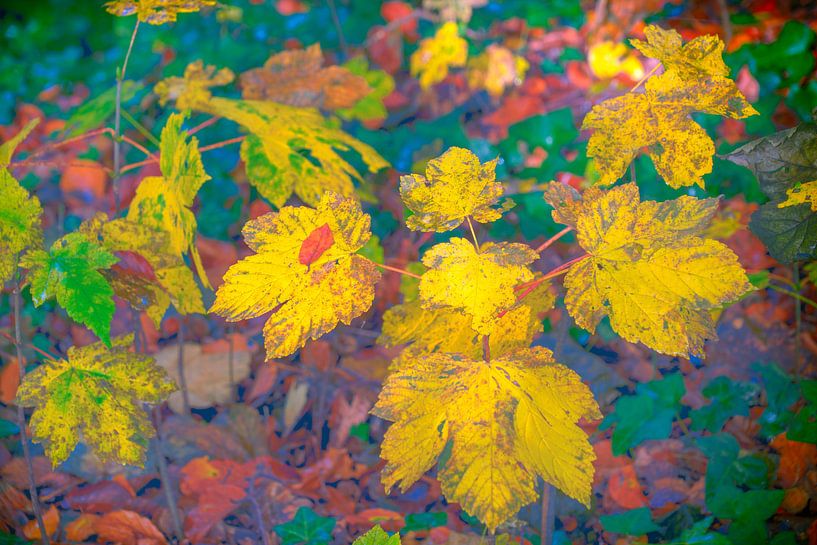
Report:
105,0,215,25
545,182,751,357
379,282,553,359
156,63,388,207
583,26,756,189
15,335,176,466
79,213,205,320
419,238,537,335
372,347,600,531
779,180,817,212
127,113,211,292
410,22,468,89
1,119,43,284
630,24,729,78
155,60,235,111
400,147,512,232
211,192,381,359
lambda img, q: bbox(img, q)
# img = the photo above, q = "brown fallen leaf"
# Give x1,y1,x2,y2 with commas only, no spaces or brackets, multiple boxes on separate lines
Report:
95,510,167,545
153,342,251,413
240,44,370,110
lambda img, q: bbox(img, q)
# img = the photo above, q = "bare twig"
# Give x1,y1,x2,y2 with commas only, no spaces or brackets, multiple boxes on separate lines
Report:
540,484,553,545
152,410,185,542
177,319,191,415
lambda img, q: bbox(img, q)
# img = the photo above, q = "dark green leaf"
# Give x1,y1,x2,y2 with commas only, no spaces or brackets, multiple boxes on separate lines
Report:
600,508,660,535
274,507,336,545
690,377,758,432
749,201,817,263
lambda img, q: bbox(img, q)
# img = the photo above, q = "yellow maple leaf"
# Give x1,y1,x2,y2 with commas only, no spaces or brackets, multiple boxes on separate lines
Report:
154,60,235,111
15,335,176,466
583,26,757,189
410,22,468,90
545,182,751,357
630,24,729,78
400,147,512,232
79,213,205,320
467,44,529,97
1,119,43,284
587,41,644,80
418,238,537,335
779,180,817,212
105,0,216,24
155,63,388,207
379,282,554,359
127,113,212,291
372,347,600,531
211,192,381,359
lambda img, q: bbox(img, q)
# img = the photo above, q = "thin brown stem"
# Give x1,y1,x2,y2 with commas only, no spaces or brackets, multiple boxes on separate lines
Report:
152,409,185,541
177,319,191,415
629,63,661,93
540,484,553,545
374,262,422,279
326,0,348,57
228,324,235,398
500,254,589,318
188,116,220,136
120,135,245,174
0,330,58,361
534,227,572,253
199,136,245,153
13,279,50,545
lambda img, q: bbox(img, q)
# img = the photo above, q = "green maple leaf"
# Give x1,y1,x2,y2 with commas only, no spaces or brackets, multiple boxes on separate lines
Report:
0,118,43,284
353,526,401,545
274,507,336,545
15,335,176,466
21,232,118,345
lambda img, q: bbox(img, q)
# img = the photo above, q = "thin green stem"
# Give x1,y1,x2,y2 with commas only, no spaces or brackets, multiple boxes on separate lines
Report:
466,216,479,250
121,109,160,148
768,283,817,311
113,18,140,214
373,261,422,279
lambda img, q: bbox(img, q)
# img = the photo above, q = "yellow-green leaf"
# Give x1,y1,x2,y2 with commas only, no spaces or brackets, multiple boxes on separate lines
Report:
211,193,381,359
372,347,600,531
0,119,43,284
400,147,513,232
419,238,537,335
15,335,176,466
127,113,211,291
545,182,751,357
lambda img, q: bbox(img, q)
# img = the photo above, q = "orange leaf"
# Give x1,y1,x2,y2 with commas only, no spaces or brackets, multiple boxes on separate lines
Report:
0,359,20,404
65,513,100,541
95,510,167,545
772,434,817,488
23,505,59,539
299,224,335,265
59,159,107,205
608,464,647,509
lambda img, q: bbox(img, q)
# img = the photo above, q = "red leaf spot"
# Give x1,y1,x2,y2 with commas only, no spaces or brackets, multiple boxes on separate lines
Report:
299,223,335,266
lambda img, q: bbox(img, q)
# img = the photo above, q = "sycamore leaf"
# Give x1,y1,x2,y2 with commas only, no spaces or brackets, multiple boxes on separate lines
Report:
400,147,512,232
466,44,529,97
379,282,553,359
21,232,118,345
127,113,211,291
583,26,756,189
410,22,468,89
104,0,215,24
156,66,388,207
353,526,401,545
154,60,235,111
419,238,537,335
79,213,205,319
211,193,380,359
630,25,729,78
780,181,817,211
15,335,176,466
372,347,600,531
545,182,750,357
1,119,43,284
240,44,371,110
724,123,817,262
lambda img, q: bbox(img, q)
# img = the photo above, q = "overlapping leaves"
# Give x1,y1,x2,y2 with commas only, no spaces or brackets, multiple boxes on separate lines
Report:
15,335,176,466
373,347,600,531
583,24,757,188
211,193,380,359
545,182,750,357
